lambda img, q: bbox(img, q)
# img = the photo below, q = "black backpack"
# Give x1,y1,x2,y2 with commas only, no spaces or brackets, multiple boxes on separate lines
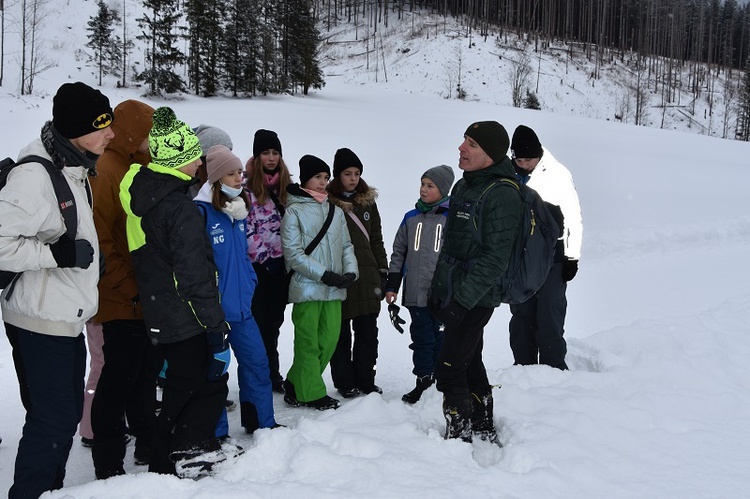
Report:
470,178,561,305
0,155,78,295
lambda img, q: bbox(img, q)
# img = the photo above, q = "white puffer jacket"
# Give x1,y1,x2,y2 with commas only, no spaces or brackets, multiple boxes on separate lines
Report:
524,147,583,260
0,139,99,336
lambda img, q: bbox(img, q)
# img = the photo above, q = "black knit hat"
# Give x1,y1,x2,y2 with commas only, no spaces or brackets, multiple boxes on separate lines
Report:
332,147,363,178
299,155,331,186
464,121,510,163
253,129,282,158
511,125,543,159
52,82,113,139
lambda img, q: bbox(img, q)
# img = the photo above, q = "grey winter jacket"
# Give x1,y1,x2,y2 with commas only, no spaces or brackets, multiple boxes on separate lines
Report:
281,184,358,304
387,198,449,307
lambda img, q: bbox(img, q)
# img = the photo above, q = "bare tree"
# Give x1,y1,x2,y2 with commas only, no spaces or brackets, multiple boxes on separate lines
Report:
507,50,531,107
19,0,52,95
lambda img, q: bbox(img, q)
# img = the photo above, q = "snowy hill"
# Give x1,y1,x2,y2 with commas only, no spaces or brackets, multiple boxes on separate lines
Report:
0,1,750,498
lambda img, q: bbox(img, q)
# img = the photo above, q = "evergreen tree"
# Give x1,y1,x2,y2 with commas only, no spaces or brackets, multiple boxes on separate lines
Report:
737,57,750,141
136,0,186,96
281,0,324,95
86,0,120,86
257,0,281,96
186,0,224,97
221,0,261,96
524,90,541,110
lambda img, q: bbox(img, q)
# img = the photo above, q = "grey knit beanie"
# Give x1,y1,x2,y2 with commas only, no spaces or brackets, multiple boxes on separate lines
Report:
194,125,233,154
422,165,455,198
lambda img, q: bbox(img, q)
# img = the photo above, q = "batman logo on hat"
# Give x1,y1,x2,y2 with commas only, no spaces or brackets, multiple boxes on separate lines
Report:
93,113,113,129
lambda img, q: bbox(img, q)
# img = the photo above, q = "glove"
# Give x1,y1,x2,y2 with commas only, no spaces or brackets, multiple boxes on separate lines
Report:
321,270,345,287
339,272,357,289
562,260,579,282
387,303,406,334
206,329,231,382
50,236,95,269
436,301,468,330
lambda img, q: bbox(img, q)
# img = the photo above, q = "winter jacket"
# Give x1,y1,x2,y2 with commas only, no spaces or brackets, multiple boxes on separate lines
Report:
0,137,99,336
245,187,284,264
91,99,153,323
119,163,227,344
431,157,523,310
281,184,358,304
194,183,257,322
329,188,388,320
516,147,582,261
387,198,449,307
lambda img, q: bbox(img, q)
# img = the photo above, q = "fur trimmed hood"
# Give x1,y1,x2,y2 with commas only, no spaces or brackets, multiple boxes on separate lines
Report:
328,187,378,213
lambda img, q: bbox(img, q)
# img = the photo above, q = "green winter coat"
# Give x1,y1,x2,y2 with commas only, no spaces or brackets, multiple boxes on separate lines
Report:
431,157,523,310
329,188,388,320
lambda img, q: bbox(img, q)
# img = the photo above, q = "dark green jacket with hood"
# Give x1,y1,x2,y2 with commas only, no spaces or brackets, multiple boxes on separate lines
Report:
431,157,523,310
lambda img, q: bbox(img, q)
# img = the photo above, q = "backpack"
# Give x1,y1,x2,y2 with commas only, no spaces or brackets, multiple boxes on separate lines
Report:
470,178,561,305
0,155,78,295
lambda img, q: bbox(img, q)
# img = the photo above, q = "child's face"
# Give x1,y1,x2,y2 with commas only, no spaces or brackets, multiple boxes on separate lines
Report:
178,158,201,177
260,149,281,171
304,172,330,193
420,177,442,204
221,168,244,189
339,167,361,192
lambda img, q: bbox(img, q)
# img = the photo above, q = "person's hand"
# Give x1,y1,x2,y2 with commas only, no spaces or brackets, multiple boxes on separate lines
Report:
387,303,406,334
562,260,579,282
50,236,94,269
436,301,468,330
385,292,398,304
339,272,357,289
321,270,345,287
206,329,231,382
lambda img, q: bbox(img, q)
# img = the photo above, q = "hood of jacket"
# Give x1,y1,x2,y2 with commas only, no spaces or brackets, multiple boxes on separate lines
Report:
328,186,378,213
101,100,154,168
124,163,194,218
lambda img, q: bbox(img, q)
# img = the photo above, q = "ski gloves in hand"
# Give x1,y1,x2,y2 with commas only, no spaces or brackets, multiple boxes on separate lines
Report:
321,270,356,289
206,329,231,382
49,236,94,269
387,303,406,334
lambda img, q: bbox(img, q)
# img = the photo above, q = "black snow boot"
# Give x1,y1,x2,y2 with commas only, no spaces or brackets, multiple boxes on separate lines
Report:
241,401,260,435
471,388,502,447
443,397,473,443
401,374,434,404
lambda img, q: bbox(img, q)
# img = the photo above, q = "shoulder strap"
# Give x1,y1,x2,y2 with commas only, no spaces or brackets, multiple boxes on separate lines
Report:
346,210,370,242
267,188,286,217
18,155,78,240
305,202,336,255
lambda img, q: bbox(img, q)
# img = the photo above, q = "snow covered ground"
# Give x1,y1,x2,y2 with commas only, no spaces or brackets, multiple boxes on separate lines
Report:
0,1,749,498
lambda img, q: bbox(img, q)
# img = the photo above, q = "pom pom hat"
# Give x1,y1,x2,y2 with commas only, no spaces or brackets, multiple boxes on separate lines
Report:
148,107,203,169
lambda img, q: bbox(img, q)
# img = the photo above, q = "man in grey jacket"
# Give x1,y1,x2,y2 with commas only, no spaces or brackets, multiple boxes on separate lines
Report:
0,82,114,499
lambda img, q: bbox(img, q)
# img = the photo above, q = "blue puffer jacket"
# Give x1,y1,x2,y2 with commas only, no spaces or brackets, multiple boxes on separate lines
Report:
281,184,358,304
194,183,257,322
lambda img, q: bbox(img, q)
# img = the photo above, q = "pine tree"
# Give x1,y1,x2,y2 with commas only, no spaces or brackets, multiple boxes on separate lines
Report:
186,0,224,97
281,0,324,95
136,0,186,96
86,0,120,86
221,0,261,96
737,57,750,141
524,90,541,110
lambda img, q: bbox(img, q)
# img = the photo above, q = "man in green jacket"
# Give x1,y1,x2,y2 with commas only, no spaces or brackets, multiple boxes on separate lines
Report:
430,121,522,445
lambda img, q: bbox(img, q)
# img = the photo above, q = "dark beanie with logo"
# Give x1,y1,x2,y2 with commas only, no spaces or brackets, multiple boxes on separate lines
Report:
511,125,543,159
422,165,455,198
253,129,282,158
299,155,331,186
464,121,509,163
332,147,363,178
53,82,114,139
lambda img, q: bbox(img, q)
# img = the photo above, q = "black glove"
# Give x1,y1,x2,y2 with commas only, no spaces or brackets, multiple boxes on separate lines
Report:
339,272,357,289
50,236,94,269
562,260,579,282
206,329,231,382
437,301,468,330
387,303,406,334
321,270,345,287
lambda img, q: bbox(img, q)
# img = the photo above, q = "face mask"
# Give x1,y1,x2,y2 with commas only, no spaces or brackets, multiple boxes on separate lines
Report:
220,183,243,198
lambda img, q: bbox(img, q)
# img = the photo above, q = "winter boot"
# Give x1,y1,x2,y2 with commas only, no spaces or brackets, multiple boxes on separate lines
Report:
337,386,362,399
241,401,260,435
283,380,300,407
401,374,434,404
471,389,502,447
301,395,340,411
443,397,473,443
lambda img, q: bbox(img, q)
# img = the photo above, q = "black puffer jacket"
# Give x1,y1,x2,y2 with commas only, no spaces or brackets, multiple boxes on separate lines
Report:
329,188,388,320
120,163,227,344
431,157,523,310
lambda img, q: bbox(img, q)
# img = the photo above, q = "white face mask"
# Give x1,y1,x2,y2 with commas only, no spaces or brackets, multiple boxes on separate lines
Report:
220,183,243,198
